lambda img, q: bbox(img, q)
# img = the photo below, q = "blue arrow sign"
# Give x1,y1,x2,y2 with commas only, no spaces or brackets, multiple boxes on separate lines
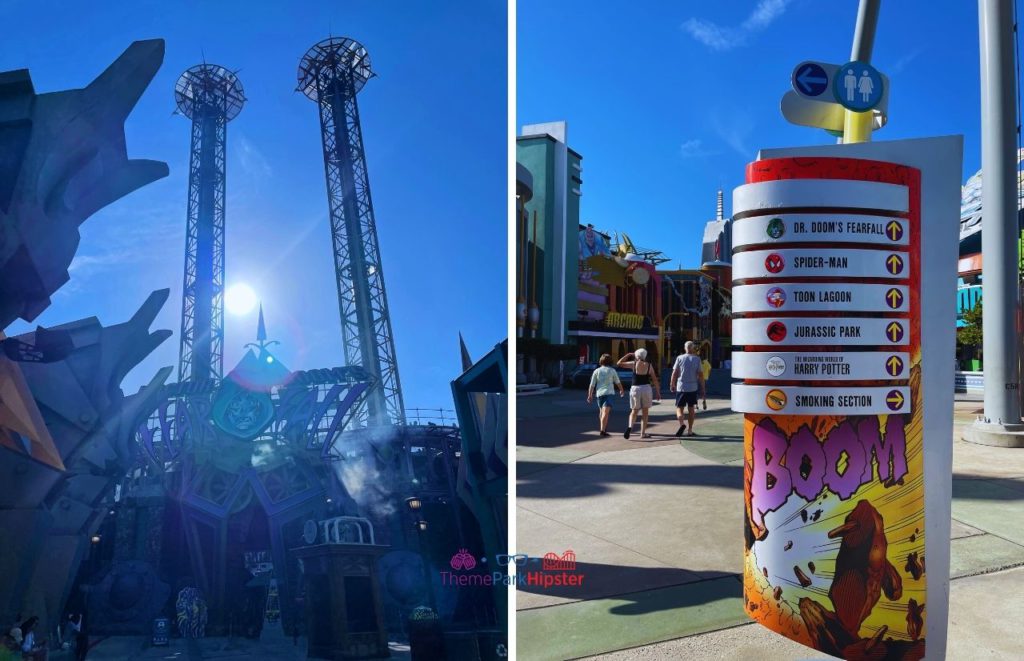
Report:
792,62,829,97
833,61,885,111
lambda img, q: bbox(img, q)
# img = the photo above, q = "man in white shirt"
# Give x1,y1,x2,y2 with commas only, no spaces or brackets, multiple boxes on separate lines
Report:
669,341,706,437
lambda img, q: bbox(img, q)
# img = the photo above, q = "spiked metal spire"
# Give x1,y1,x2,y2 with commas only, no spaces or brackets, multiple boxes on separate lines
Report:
459,332,472,372
257,304,267,343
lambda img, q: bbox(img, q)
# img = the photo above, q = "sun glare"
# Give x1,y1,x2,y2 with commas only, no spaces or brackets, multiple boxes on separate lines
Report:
225,283,257,315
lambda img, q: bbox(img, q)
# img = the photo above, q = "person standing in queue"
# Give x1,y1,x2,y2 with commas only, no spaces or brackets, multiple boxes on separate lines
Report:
19,616,47,661
618,348,659,439
587,354,625,437
670,341,707,437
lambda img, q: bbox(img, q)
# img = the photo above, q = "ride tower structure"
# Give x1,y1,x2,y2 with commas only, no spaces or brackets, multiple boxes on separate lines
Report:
173,64,245,383
298,37,405,427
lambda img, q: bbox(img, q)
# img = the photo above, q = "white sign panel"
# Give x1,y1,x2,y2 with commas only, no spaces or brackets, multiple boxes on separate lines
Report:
732,384,911,415
732,317,908,346
733,282,909,313
732,351,910,380
734,179,909,216
732,214,908,248
733,248,908,280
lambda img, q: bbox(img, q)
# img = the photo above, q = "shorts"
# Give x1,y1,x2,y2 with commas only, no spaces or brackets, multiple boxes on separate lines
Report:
675,390,699,408
596,394,614,409
629,385,653,410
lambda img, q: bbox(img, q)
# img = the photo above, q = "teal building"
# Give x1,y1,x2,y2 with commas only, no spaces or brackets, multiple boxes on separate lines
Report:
516,121,582,346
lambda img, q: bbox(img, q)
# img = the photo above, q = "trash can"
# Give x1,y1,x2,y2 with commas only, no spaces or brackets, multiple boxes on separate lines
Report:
407,607,445,661
152,617,170,646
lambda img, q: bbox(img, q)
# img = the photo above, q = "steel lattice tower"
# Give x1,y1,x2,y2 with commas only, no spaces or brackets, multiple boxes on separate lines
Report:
298,38,405,427
174,65,245,383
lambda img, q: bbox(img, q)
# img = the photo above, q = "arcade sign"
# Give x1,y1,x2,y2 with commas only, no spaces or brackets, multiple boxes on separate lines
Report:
604,312,647,331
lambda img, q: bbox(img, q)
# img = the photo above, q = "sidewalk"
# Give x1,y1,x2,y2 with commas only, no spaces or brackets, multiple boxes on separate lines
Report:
516,389,1024,660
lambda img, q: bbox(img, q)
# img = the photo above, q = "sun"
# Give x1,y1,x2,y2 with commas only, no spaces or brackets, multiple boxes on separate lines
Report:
225,283,257,315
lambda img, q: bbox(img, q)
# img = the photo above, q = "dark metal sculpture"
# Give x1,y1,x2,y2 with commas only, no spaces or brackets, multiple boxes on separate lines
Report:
0,40,169,329
0,290,173,631
0,40,172,632
298,38,405,427
174,64,245,384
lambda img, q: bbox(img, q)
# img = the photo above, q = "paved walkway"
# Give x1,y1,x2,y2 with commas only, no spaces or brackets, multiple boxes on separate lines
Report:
516,389,1024,660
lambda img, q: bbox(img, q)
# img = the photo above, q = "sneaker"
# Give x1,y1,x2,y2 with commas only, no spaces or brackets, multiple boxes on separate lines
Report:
624,425,631,440
599,430,609,437
641,433,652,439
675,424,687,437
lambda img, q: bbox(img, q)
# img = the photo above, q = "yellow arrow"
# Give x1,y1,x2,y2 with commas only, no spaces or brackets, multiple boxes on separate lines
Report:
886,355,903,374
886,254,903,273
886,321,903,341
886,391,904,407
886,288,903,307
886,220,902,241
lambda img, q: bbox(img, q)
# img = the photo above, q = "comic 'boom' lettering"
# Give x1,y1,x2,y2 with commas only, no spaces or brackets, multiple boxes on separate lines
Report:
750,416,908,529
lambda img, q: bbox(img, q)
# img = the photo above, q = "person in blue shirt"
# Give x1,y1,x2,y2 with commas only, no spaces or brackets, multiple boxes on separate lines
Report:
586,354,624,437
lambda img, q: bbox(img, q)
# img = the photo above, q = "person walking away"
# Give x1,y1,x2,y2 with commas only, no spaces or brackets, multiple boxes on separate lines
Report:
587,354,624,436
75,612,88,661
19,616,47,660
618,348,659,439
670,341,706,437
61,614,82,655
5,613,22,649
2,613,23,658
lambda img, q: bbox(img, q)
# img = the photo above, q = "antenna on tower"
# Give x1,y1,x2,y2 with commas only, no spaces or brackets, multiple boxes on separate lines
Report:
298,37,404,427
716,188,724,221
173,64,245,383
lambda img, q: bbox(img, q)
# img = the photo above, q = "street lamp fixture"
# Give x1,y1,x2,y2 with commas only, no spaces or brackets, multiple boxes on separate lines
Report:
406,496,422,511
415,520,428,532
90,535,101,544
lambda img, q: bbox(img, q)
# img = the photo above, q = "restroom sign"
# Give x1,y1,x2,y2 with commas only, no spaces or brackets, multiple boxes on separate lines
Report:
730,138,962,660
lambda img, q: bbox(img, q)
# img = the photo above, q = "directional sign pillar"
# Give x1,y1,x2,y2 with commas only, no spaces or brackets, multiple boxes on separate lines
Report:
731,137,961,660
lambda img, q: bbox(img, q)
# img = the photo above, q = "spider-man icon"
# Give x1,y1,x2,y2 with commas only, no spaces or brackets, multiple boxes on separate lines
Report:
764,253,785,274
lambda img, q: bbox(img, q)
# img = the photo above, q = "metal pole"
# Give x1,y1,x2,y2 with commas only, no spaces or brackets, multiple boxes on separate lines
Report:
979,0,1022,426
842,0,881,143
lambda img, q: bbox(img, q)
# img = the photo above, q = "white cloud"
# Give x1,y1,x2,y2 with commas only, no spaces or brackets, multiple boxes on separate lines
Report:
683,0,794,51
680,19,738,51
236,134,273,180
742,0,791,31
889,48,924,75
710,112,754,158
65,200,183,287
679,138,717,159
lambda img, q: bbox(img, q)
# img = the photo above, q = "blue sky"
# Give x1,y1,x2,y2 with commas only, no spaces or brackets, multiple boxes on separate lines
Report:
517,0,988,266
2,0,506,411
